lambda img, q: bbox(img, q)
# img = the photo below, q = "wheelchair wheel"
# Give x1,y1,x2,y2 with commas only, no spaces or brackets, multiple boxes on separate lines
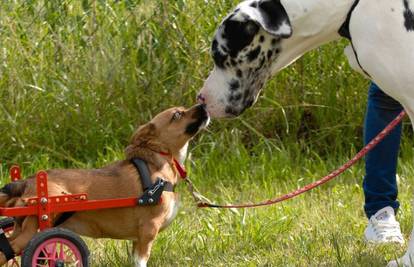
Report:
21,228,89,267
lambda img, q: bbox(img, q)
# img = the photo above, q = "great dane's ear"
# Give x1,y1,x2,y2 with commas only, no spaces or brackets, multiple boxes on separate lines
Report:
247,0,292,37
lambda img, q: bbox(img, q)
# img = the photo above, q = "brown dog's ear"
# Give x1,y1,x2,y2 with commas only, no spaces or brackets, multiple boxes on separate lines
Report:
130,123,156,145
125,123,161,159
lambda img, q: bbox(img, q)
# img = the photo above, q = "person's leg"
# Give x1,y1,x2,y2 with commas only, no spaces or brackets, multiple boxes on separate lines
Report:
363,82,403,218
363,82,404,244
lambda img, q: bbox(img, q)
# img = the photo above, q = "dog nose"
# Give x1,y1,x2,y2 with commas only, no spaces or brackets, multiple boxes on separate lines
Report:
197,93,206,104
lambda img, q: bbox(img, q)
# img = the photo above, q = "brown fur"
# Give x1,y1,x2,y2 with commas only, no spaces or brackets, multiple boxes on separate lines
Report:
0,105,208,266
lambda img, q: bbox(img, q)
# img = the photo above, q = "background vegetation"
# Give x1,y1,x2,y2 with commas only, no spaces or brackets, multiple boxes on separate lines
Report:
0,0,413,266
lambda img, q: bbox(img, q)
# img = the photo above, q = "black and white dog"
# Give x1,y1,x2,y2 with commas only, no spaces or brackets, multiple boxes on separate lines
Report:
197,0,414,266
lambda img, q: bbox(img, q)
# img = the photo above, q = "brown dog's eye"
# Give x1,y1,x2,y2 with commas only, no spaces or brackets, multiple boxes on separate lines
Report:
172,111,182,121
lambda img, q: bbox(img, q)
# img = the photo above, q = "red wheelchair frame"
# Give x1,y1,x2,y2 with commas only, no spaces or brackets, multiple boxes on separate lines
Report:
0,166,145,266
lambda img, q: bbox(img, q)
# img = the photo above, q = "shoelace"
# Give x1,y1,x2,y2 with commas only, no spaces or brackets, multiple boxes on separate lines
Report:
372,219,403,240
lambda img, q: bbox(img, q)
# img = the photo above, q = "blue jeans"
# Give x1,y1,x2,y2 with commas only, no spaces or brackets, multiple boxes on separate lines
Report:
363,82,403,218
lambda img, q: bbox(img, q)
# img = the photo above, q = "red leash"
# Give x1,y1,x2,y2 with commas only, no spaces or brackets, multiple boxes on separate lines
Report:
197,110,406,209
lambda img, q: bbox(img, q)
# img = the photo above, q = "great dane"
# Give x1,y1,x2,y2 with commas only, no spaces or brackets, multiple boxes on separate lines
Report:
197,0,414,265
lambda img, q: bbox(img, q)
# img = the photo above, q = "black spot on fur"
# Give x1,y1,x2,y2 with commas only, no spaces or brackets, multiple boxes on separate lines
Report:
259,35,265,42
247,46,261,61
212,39,228,69
230,59,237,66
403,0,414,31
254,57,266,72
222,19,259,57
267,50,273,59
250,2,258,8
271,38,280,46
233,93,242,101
275,48,280,54
259,57,266,68
236,69,243,78
229,92,242,103
229,80,240,91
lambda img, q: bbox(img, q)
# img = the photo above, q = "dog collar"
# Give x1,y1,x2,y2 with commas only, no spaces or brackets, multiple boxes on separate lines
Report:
158,152,187,179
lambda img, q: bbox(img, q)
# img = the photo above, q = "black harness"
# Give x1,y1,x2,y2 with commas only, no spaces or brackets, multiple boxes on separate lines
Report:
0,228,14,261
130,158,174,205
338,0,371,78
338,0,360,40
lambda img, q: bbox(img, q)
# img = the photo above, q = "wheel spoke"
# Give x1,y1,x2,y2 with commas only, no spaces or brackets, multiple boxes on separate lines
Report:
58,241,65,260
49,242,58,260
41,247,50,259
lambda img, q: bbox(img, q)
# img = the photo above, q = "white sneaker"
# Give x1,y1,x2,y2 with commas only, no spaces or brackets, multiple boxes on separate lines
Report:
364,206,404,244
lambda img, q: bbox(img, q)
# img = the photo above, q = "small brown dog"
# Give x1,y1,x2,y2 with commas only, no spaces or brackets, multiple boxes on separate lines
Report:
0,104,209,266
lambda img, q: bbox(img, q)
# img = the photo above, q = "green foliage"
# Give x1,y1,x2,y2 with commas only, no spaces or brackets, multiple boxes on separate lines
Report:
1,0,405,166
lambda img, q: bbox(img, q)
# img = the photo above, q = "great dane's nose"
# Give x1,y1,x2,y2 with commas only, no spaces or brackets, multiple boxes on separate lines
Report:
196,93,206,104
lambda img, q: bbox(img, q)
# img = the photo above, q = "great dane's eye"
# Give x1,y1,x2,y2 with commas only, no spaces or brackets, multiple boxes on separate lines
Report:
172,111,182,121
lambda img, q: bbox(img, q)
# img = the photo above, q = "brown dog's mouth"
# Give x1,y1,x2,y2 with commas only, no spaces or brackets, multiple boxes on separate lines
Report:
185,104,210,135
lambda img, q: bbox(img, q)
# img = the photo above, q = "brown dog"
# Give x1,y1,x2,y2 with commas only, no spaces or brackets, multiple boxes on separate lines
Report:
0,104,209,266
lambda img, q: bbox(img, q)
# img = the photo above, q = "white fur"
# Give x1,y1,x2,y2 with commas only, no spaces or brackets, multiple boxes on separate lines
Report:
134,256,147,267
177,142,189,164
161,198,179,229
199,67,230,118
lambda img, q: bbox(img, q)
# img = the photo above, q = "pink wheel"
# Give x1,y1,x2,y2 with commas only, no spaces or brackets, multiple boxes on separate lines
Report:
21,228,89,267
31,238,83,266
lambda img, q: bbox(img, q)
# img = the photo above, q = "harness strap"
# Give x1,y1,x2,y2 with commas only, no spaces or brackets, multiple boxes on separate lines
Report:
130,158,174,192
163,182,174,192
338,0,360,39
54,212,75,227
131,158,153,190
338,0,371,78
0,229,14,261
131,157,175,205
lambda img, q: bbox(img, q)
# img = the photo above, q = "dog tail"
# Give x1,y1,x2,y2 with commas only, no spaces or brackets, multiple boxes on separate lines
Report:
0,181,26,206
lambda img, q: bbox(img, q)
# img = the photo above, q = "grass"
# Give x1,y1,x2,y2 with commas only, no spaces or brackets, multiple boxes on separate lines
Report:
0,0,413,266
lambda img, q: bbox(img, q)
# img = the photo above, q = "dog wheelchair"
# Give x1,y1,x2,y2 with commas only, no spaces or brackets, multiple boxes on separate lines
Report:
0,165,168,267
